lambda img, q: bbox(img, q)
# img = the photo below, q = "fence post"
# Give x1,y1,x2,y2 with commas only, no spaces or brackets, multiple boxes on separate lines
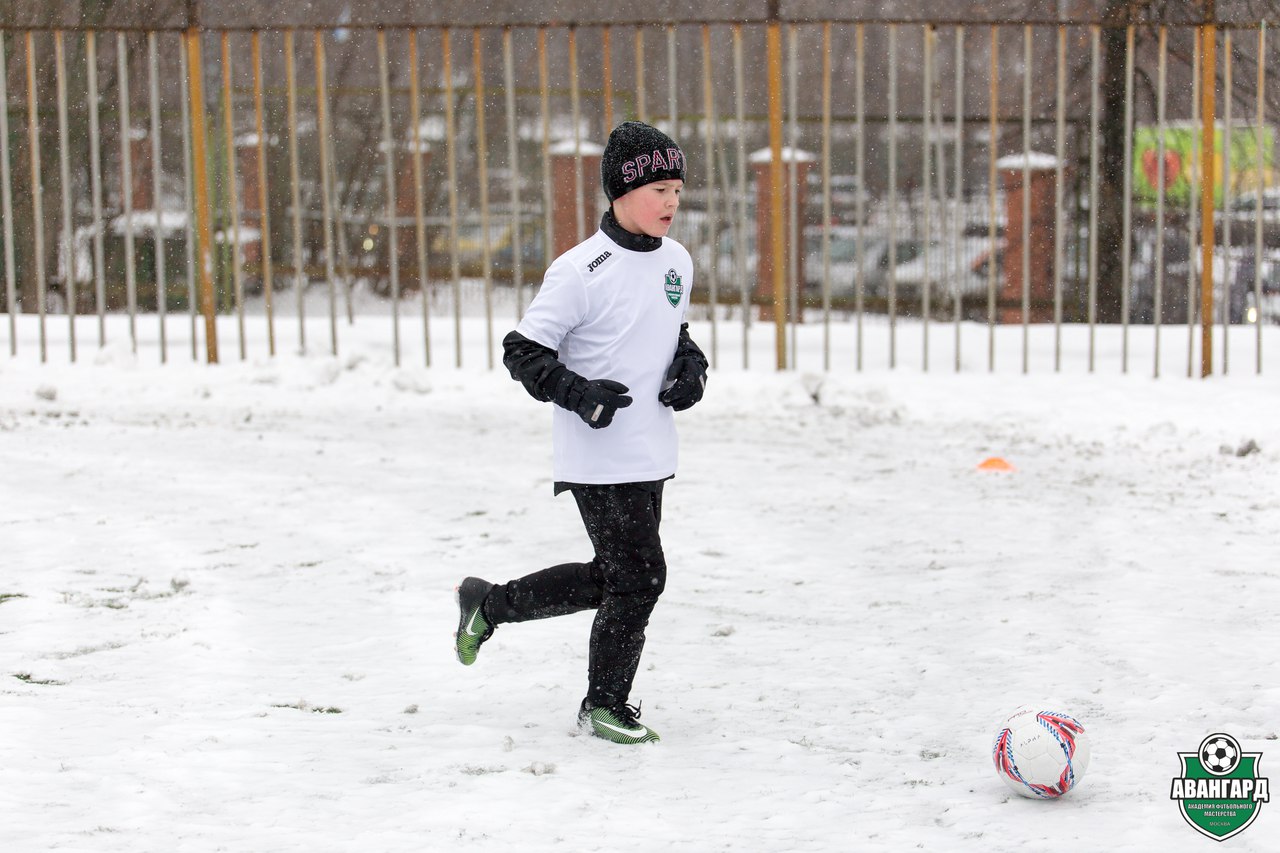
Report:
186,2,218,363
765,3,787,370
1199,2,1216,378
0,33,15,356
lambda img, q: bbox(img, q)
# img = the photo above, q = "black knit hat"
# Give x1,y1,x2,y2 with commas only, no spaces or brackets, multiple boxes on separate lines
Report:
600,121,687,202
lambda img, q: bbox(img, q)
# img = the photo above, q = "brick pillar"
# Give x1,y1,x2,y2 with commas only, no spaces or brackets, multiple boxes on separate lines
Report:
237,135,261,213
396,142,431,291
997,152,1058,323
550,139,604,259
128,128,152,212
750,146,815,320
235,134,263,271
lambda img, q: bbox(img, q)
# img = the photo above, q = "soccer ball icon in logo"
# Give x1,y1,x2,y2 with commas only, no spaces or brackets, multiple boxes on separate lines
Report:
991,707,1091,799
1199,733,1242,776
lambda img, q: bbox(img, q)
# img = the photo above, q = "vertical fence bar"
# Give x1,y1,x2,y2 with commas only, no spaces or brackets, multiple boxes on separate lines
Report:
1020,25,1031,374
855,23,865,370
538,29,553,271
1054,25,1066,371
922,25,933,371
1088,26,1100,373
819,22,831,371
0,33,15,355
931,32,947,370
1121,24,1134,372
117,33,138,354
786,24,798,368
669,23,686,284
185,26,218,363
702,24,720,365
602,27,614,134
635,27,646,124
954,26,965,372
1154,26,1167,378
378,28,402,366
1221,30,1233,374
88,32,107,346
1256,23,1266,374
179,35,197,360
411,29,432,363
473,28,494,369
443,29,463,367
314,30,338,355
148,31,167,362
888,24,898,369
27,33,48,361
1188,31,1200,377
502,28,522,325
331,117,352,327
987,26,998,372
55,31,76,361
569,28,584,244
252,30,274,356
714,145,734,365
284,29,305,352
933,57,949,368
1199,21,1216,378
732,24,750,369
766,17,787,370
221,33,245,359
667,25,677,130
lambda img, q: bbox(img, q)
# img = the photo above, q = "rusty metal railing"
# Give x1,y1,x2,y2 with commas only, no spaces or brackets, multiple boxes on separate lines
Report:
1,11,1275,376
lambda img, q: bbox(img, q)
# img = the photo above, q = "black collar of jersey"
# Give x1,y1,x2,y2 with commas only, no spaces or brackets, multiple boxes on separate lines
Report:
601,208,663,253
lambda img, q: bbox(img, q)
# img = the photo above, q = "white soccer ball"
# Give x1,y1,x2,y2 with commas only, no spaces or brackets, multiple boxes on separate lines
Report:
1200,734,1241,776
991,706,1091,799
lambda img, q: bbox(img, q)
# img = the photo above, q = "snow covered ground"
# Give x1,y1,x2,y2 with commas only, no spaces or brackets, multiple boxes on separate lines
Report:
2,306,1278,852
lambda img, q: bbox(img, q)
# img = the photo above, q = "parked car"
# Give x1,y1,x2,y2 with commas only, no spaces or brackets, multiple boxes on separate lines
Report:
428,220,545,279
887,236,1002,301
695,223,1000,304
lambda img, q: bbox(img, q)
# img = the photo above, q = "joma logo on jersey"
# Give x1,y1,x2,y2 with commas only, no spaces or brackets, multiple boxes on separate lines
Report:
664,269,683,307
587,251,612,273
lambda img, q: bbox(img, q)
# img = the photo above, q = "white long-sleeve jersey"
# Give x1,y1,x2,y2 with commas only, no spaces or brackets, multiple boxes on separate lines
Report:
516,226,693,485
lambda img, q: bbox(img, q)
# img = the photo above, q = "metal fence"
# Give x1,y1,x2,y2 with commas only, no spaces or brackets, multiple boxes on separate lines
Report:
1,9,1277,374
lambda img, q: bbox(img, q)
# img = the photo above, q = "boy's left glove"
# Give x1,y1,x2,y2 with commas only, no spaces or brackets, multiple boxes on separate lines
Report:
659,356,707,411
659,322,708,411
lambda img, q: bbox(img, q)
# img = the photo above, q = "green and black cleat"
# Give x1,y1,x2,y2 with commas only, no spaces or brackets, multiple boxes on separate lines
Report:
578,700,660,744
454,577,495,666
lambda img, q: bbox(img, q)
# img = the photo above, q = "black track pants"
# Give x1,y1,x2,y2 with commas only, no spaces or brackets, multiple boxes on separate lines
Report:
486,482,666,707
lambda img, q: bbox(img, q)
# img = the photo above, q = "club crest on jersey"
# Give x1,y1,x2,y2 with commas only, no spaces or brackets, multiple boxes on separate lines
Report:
663,269,683,307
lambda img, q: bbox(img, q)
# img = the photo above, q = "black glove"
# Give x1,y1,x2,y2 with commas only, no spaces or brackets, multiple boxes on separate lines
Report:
561,377,633,429
501,331,633,429
659,357,706,411
659,323,708,411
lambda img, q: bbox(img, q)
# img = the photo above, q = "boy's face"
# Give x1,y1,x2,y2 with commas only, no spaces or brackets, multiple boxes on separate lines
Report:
612,179,683,239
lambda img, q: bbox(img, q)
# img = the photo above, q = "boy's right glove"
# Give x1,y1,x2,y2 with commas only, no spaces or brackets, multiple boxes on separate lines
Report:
561,377,633,429
503,330,632,429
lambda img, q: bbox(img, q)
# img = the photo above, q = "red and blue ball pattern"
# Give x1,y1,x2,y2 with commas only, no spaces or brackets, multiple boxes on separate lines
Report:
992,709,1090,799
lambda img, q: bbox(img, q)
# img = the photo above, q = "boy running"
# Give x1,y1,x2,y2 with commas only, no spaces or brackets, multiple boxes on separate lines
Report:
454,121,708,744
